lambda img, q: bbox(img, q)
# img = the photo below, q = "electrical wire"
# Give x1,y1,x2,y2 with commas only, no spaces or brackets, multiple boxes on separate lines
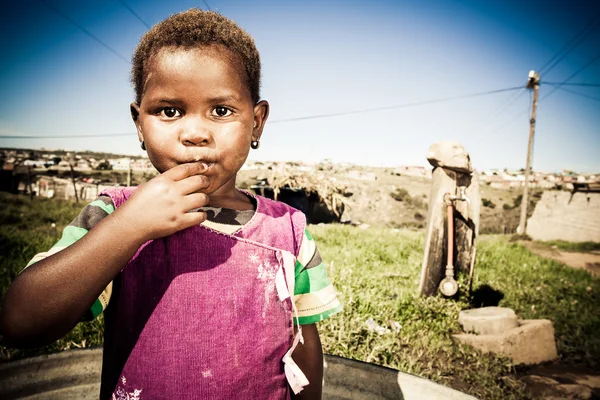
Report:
202,0,212,11
539,51,600,103
488,53,600,135
479,88,526,130
538,12,600,76
269,86,522,124
489,14,600,136
0,86,523,139
542,82,600,87
0,133,135,139
486,107,529,135
116,0,151,29
39,0,130,64
549,86,600,103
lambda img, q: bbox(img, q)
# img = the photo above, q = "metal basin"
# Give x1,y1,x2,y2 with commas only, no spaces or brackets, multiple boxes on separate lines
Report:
0,349,477,399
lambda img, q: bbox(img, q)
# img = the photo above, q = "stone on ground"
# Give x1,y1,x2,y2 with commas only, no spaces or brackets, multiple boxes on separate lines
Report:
458,307,518,335
454,319,558,365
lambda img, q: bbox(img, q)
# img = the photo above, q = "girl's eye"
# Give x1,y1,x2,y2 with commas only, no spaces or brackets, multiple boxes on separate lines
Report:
213,107,232,117
160,108,181,118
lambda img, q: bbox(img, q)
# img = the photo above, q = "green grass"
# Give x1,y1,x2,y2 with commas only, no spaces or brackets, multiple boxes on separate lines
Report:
1,193,599,399
0,193,105,361
312,226,599,399
313,226,531,399
537,240,600,252
475,236,599,367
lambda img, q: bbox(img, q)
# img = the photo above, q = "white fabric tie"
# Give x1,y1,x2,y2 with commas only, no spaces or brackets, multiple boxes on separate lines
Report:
276,250,309,394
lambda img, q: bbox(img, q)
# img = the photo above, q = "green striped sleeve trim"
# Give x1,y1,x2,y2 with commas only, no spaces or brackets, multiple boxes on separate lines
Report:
89,298,104,319
294,283,343,325
295,229,316,275
305,229,313,241
294,262,331,295
89,199,114,215
296,302,343,325
53,226,88,248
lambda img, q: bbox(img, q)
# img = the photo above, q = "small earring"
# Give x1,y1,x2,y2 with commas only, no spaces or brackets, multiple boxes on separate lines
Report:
140,141,146,151
251,140,260,150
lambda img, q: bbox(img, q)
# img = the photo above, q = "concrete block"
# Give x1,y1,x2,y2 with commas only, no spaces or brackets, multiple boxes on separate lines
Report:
458,307,518,335
453,319,558,365
527,191,600,242
426,141,473,173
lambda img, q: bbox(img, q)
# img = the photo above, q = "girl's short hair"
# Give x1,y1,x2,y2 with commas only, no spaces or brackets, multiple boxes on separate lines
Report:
131,9,261,104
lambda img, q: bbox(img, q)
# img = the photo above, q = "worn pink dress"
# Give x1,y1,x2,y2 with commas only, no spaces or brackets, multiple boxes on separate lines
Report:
100,187,307,399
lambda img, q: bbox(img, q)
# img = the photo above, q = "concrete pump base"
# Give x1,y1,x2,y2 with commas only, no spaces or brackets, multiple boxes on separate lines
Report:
454,319,558,365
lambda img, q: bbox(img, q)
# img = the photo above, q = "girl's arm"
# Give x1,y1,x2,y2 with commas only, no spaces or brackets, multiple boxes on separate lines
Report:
291,323,323,400
0,163,210,348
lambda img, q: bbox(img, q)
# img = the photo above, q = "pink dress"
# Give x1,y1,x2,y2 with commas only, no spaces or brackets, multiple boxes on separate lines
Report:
100,187,307,399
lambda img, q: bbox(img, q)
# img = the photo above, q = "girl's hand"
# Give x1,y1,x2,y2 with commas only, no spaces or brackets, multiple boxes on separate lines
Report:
116,162,211,242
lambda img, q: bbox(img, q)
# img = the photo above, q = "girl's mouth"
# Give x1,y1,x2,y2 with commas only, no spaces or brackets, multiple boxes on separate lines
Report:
199,161,214,172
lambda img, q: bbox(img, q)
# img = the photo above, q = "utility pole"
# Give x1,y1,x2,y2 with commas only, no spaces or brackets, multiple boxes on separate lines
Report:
68,158,79,204
127,159,132,187
518,70,540,234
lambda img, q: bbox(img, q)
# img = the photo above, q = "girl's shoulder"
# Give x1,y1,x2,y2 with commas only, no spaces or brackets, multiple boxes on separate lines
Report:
100,186,139,208
251,193,304,218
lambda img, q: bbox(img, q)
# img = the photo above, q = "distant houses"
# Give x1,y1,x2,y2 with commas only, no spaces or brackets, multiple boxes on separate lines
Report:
478,169,599,190
0,148,156,199
1,148,599,199
35,176,116,201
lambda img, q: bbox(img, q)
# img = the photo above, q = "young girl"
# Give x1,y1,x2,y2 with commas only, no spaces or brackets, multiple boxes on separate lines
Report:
0,9,341,399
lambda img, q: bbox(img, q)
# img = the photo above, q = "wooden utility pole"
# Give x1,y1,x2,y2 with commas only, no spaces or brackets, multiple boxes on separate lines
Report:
127,160,132,187
519,70,540,234
68,161,79,204
27,166,33,200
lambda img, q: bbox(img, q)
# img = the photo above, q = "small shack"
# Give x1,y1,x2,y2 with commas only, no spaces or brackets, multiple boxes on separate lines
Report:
250,167,350,224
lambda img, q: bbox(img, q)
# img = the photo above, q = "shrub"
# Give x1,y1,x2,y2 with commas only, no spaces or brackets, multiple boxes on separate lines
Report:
391,188,410,202
482,198,496,209
513,194,522,208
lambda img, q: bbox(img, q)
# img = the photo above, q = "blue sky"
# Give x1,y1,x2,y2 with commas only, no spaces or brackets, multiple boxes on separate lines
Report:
1,0,599,172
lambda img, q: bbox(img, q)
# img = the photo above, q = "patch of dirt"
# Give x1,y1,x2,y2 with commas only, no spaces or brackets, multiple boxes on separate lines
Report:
520,363,600,399
520,242,600,277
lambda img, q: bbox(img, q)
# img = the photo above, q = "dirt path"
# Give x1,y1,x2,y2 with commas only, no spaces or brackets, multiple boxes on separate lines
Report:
521,363,600,399
520,241,600,277
516,241,600,398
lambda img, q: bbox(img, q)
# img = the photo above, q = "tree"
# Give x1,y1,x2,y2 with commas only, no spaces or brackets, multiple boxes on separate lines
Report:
96,160,113,171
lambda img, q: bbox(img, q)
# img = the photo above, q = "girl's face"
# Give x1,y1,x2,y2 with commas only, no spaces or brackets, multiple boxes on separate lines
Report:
131,46,268,202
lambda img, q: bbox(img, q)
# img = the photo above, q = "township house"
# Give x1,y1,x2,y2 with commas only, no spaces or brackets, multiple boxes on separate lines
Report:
2,148,599,200
1,148,158,200
32,177,116,202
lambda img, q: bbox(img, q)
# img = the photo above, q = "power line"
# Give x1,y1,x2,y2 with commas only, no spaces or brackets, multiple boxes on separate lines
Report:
202,0,212,11
490,53,600,135
116,0,150,29
550,86,600,103
0,86,523,139
269,86,522,124
538,12,600,76
0,133,135,139
486,104,529,135
488,54,600,135
39,0,130,64
480,88,526,129
542,82,600,87
539,51,600,103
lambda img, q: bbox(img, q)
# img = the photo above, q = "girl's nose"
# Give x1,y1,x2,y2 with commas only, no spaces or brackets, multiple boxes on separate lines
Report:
180,117,212,146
